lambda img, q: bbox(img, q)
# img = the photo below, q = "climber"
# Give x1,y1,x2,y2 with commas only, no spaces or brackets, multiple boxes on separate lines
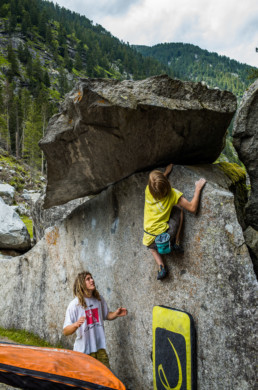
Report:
63,271,127,368
143,164,206,280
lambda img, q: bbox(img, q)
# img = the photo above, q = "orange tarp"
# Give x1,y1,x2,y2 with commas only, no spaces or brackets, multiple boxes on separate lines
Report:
0,342,126,390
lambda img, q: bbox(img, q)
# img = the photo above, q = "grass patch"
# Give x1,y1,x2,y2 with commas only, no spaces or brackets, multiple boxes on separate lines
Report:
0,154,17,168
0,327,62,348
9,176,25,191
21,215,33,238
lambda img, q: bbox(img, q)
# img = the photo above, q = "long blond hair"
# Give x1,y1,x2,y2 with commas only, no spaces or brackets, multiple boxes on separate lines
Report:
73,271,101,309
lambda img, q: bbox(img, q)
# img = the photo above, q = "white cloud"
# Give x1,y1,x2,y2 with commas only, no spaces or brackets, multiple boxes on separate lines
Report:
55,0,143,18
55,0,258,66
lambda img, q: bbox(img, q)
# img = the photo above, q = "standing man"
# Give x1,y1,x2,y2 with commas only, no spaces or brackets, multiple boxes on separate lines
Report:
63,271,127,368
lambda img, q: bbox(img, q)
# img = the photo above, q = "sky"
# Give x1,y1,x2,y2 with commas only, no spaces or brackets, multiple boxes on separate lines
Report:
54,0,258,67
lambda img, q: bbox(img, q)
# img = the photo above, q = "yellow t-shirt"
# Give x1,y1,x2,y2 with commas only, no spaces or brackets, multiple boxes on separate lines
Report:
143,185,183,246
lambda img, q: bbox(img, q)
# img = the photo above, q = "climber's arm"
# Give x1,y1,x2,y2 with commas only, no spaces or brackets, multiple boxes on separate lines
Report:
178,178,206,214
164,164,173,178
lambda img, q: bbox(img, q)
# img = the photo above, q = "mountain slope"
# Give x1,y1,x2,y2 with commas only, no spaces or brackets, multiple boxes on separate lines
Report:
0,0,169,169
134,43,255,98
0,0,255,170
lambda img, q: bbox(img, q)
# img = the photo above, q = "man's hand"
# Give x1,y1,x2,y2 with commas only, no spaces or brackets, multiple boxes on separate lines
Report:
107,307,128,320
115,307,128,317
195,178,206,192
63,316,86,336
76,316,86,328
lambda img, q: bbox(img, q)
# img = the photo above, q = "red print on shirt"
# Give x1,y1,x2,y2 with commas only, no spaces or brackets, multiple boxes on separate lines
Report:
85,308,99,325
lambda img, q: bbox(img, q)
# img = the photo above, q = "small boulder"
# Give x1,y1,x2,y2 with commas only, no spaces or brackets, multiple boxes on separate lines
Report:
0,183,15,205
0,197,31,251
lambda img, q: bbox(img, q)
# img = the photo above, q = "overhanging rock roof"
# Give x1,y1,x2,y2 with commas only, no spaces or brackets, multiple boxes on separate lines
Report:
39,75,237,208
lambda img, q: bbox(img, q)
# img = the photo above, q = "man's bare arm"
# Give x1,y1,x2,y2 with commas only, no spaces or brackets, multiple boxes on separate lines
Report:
106,307,128,321
63,316,86,336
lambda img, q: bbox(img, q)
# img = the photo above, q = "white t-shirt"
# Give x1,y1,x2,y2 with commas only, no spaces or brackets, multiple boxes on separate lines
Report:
63,295,109,354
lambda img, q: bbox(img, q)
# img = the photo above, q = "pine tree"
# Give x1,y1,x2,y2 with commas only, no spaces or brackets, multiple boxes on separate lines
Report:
74,51,82,71
43,70,50,88
0,84,9,150
23,100,43,170
20,89,31,157
13,94,23,158
21,10,31,36
46,24,53,45
64,47,73,72
39,10,48,39
58,68,69,97
7,43,19,81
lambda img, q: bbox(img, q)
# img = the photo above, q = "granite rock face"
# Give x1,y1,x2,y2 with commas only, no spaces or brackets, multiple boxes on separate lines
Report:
39,75,237,208
0,197,31,251
31,190,90,242
244,226,258,275
233,79,258,230
0,165,256,390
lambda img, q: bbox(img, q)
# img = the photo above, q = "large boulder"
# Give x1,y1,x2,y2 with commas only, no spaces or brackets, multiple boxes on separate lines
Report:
0,165,256,390
233,79,258,230
39,75,237,208
0,197,31,251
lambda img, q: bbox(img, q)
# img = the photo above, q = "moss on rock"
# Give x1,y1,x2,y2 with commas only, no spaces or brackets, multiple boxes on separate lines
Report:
216,162,248,229
0,327,63,348
21,215,33,238
216,161,246,184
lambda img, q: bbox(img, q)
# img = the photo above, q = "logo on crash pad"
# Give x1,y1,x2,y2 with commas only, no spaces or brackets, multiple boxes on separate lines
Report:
155,328,186,390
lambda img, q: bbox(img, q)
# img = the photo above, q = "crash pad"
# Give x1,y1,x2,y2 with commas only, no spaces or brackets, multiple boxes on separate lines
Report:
153,306,197,390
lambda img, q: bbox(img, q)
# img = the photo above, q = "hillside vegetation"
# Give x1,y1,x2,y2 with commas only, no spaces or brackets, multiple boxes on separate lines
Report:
0,0,256,172
134,43,255,98
0,0,169,172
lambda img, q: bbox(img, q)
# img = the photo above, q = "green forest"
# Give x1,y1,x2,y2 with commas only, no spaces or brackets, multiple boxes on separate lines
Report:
134,43,254,98
0,0,257,174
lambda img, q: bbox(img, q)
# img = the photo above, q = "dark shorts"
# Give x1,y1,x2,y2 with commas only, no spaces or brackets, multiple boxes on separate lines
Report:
147,206,182,250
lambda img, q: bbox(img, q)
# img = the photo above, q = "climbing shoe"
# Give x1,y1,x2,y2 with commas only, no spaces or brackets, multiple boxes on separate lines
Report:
172,243,184,253
157,266,167,280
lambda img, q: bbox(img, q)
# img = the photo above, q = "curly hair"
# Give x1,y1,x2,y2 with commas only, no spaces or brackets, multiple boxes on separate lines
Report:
148,170,171,200
73,271,101,309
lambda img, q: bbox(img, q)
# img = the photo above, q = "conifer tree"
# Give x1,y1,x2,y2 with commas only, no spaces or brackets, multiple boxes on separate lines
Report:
58,68,69,97
38,10,47,38
20,89,31,157
7,43,19,81
21,10,31,36
46,24,53,45
23,100,43,171
43,70,50,88
0,84,9,150
74,51,82,71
